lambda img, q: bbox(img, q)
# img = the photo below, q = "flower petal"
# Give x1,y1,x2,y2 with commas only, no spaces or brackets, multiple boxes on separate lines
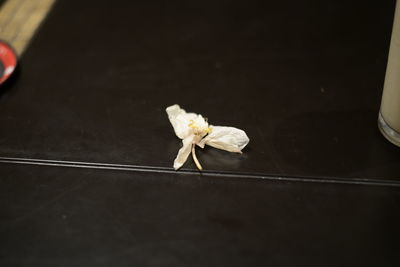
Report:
173,135,194,170
166,104,198,139
198,126,249,153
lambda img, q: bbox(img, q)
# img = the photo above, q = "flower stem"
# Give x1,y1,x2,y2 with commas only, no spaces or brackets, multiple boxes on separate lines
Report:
192,143,203,171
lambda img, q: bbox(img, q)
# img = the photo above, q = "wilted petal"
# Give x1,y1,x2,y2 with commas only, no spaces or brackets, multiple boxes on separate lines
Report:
173,135,194,170
166,104,198,139
198,126,249,153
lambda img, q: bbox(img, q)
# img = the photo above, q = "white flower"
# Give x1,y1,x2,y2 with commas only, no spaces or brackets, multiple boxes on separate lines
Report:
166,104,250,170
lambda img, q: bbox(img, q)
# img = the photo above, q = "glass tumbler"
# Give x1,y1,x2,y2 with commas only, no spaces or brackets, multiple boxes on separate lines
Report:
379,0,400,147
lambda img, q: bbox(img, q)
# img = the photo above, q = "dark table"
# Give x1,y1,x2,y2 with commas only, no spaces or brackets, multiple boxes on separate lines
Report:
1,0,399,266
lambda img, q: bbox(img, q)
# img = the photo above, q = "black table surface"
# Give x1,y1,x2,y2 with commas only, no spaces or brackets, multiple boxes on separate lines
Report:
1,0,400,266
1,164,400,266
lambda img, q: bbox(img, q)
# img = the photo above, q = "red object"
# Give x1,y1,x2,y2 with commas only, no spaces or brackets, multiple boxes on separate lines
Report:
0,41,17,84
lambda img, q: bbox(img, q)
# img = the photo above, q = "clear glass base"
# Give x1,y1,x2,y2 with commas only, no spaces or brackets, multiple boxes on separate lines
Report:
378,112,400,147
